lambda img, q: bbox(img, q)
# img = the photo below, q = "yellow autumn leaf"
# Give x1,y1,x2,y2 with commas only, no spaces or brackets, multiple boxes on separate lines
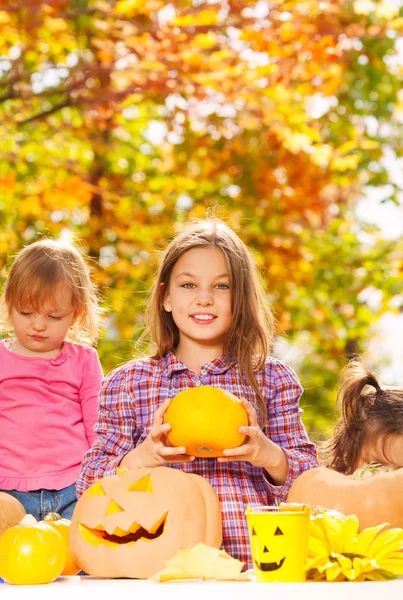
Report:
19,196,43,217
194,32,218,49
360,140,379,150
44,17,68,32
310,145,332,167
331,154,361,171
151,543,248,582
337,140,359,154
390,17,403,29
0,11,11,24
114,0,142,17
173,10,219,28
283,133,312,154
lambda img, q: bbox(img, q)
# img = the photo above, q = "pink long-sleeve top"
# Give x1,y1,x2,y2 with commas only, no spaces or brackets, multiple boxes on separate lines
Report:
0,339,103,492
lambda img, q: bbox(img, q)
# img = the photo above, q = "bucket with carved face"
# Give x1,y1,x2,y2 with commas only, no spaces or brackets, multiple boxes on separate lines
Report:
245,504,310,582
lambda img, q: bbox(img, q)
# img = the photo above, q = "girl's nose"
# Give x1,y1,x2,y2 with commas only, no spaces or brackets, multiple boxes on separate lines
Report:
196,289,213,305
32,317,47,331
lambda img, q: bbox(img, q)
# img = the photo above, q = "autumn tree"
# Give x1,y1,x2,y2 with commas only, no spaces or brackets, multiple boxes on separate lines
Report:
1,0,403,435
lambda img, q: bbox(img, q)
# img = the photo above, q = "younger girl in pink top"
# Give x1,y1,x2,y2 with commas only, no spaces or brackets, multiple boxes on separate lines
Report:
0,239,103,520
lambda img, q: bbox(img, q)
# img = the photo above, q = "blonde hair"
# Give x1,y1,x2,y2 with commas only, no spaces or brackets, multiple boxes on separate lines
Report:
0,239,103,345
322,360,403,474
145,218,275,422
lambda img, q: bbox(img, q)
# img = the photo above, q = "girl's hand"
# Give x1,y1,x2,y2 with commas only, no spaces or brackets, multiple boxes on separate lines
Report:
217,398,289,484
120,399,195,469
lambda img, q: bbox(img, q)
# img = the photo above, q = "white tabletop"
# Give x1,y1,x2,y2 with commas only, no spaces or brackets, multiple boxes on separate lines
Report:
1,576,403,600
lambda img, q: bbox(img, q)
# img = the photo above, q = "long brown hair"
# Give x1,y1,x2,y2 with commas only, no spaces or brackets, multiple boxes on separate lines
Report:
144,218,275,421
322,360,403,474
0,239,103,345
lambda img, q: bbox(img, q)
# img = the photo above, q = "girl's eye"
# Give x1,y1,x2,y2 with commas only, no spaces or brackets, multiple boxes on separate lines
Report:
20,311,32,316
181,283,196,289
216,283,230,290
48,315,62,320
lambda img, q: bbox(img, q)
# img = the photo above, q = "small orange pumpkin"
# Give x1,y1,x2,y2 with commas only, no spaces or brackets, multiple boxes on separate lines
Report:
164,386,248,457
0,492,26,537
43,513,80,576
69,466,222,579
288,466,403,530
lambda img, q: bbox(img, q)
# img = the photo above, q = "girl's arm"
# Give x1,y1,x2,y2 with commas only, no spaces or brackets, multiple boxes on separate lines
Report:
218,361,319,500
79,347,103,446
76,364,194,497
76,366,137,496
265,362,319,491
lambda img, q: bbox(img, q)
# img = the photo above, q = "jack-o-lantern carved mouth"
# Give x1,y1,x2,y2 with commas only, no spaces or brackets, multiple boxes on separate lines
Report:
255,557,286,572
78,512,168,547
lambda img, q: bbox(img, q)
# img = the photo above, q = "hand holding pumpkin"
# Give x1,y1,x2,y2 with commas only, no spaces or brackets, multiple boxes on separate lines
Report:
120,398,195,469
217,398,289,484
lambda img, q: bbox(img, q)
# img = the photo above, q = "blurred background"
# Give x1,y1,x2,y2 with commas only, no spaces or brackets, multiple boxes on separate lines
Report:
1,0,403,441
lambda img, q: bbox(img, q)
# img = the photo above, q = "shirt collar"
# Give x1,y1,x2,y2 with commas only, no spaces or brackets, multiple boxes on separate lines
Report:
163,350,235,378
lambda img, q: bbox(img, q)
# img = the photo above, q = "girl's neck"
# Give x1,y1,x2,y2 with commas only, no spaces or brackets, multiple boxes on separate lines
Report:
10,338,64,358
174,341,225,374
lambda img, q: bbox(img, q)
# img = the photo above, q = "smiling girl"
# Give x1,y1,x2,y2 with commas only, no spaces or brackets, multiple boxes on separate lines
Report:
0,239,103,520
77,219,319,568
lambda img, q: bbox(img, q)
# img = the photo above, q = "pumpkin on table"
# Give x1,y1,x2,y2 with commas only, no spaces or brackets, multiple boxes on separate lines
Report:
69,466,222,579
43,513,80,576
0,492,26,537
164,385,248,457
0,516,66,585
288,466,403,530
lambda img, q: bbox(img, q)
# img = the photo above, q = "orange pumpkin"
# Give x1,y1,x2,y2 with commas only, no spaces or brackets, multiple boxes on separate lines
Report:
43,513,80,576
0,492,26,537
164,386,248,457
69,466,222,579
0,520,66,584
288,466,403,530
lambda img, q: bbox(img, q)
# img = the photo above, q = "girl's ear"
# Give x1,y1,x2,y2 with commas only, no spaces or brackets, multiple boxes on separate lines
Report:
70,308,79,327
162,283,172,312
163,293,172,313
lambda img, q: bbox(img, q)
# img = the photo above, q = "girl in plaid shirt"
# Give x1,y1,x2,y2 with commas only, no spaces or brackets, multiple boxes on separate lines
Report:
77,219,319,568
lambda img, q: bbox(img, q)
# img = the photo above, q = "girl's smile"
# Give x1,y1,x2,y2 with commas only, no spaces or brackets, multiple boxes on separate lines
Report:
190,312,217,324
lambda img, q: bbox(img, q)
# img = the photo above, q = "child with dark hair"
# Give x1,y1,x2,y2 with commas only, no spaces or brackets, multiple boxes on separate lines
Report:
322,360,403,476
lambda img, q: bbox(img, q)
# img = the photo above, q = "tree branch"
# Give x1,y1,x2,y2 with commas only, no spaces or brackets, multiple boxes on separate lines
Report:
16,99,72,125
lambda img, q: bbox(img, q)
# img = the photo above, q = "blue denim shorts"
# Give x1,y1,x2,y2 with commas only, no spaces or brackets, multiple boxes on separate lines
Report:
2,483,77,521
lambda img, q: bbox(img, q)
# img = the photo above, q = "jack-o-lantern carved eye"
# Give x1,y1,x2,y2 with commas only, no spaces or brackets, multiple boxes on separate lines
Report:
87,482,107,497
274,526,283,536
126,475,153,493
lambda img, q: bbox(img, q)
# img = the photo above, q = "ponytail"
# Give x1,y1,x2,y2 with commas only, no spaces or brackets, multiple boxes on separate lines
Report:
338,361,381,424
322,361,381,474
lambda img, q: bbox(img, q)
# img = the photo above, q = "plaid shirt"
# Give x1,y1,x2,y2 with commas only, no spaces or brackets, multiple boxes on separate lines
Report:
77,351,319,568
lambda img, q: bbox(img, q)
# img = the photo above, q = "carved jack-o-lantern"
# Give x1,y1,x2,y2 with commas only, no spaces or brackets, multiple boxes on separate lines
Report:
69,467,222,579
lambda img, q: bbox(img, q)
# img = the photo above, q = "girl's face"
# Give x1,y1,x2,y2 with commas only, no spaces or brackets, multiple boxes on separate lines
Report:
163,246,232,354
357,433,403,471
10,287,77,357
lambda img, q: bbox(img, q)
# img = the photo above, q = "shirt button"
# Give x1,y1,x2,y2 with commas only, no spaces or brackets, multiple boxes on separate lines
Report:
195,380,201,386
200,369,207,375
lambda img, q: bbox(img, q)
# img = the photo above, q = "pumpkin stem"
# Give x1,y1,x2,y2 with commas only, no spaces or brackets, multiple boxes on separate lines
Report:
44,512,62,523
